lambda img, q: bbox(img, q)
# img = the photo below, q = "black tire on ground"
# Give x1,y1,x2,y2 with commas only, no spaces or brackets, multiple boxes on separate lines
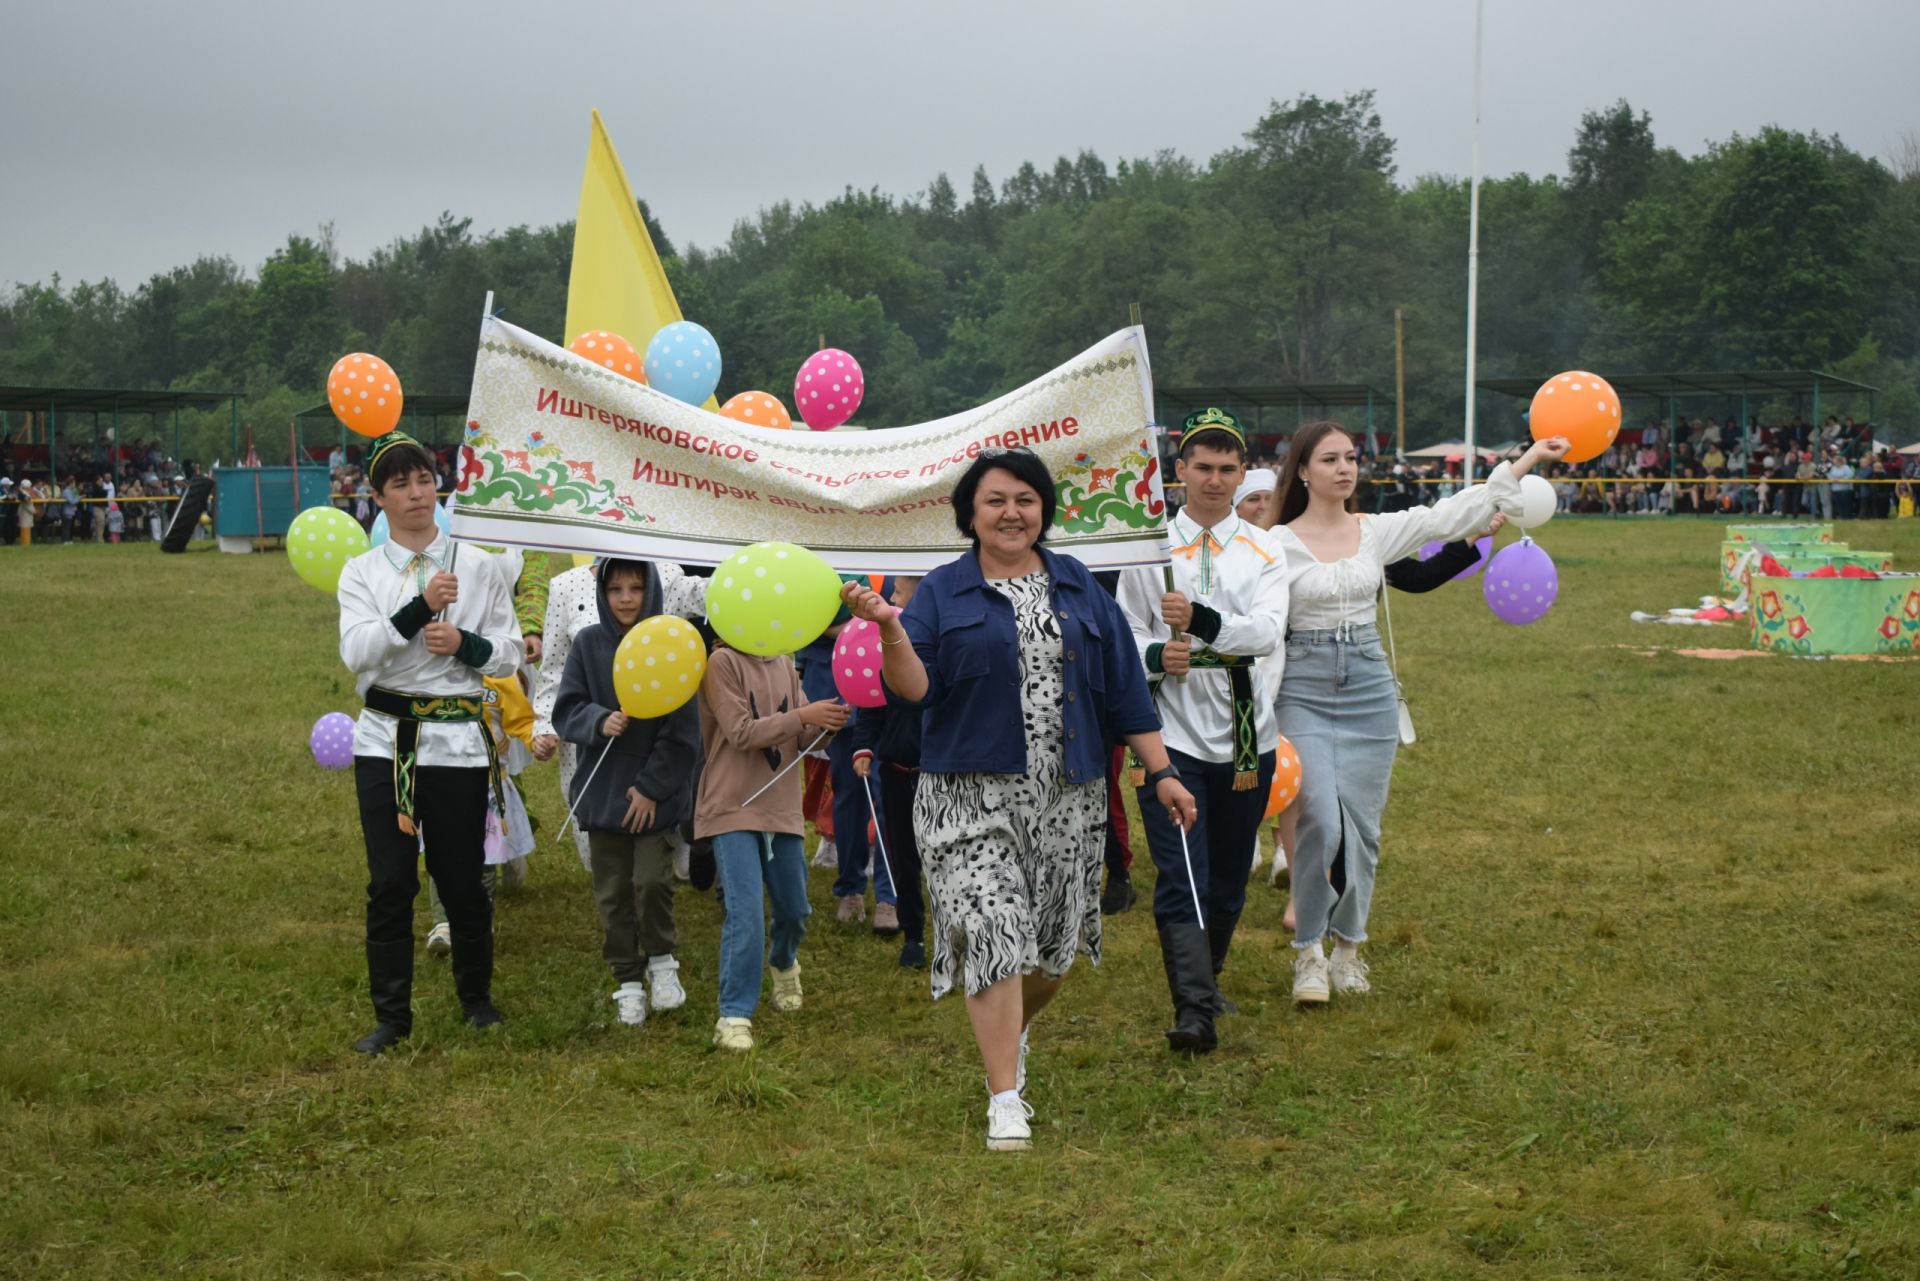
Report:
160,476,213,554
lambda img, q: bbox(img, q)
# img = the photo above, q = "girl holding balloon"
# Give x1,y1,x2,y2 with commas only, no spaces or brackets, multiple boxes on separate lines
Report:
1269,423,1568,1005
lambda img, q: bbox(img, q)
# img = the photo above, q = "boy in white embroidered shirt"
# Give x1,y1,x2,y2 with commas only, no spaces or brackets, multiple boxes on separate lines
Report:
336,432,522,1055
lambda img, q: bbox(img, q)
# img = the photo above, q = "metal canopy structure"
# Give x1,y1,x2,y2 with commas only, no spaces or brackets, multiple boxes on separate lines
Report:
293,393,473,461
1477,371,1877,443
0,385,241,474
1155,384,1392,450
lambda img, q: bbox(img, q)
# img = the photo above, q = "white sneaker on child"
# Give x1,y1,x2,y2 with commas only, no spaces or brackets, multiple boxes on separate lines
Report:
612,982,648,1026
811,837,837,869
712,1017,754,1051
426,922,451,956
986,1093,1034,1152
668,833,691,882
769,961,803,1013
647,955,686,1011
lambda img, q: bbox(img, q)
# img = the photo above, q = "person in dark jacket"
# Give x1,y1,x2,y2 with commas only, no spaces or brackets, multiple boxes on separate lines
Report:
850,575,927,968
553,558,702,1029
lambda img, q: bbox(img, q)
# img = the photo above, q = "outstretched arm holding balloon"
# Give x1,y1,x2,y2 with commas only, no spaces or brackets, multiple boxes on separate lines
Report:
1365,437,1568,566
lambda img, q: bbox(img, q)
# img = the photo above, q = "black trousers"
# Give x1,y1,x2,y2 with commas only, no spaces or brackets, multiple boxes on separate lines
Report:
876,764,926,941
1137,747,1275,927
355,758,492,945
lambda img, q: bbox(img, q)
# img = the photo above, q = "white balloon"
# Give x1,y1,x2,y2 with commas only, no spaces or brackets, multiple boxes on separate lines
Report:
1514,473,1557,530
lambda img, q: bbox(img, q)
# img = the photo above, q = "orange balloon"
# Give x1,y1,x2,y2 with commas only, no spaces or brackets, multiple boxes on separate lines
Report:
718,391,793,431
567,331,645,383
1529,370,1620,463
1265,734,1303,819
327,353,403,438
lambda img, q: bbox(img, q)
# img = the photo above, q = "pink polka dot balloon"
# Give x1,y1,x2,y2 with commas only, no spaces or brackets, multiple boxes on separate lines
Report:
832,617,887,708
794,348,865,431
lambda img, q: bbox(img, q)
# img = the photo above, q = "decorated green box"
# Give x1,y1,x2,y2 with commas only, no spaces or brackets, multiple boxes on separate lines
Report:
1718,543,1893,599
1726,522,1832,545
1749,575,1920,656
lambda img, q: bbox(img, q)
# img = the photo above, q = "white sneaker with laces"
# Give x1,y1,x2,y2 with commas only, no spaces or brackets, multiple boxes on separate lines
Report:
811,837,837,869
426,922,451,956
612,981,648,1026
1330,950,1371,995
986,1094,1034,1152
647,955,686,1011
1292,947,1331,1005
769,961,803,1013
713,1016,754,1051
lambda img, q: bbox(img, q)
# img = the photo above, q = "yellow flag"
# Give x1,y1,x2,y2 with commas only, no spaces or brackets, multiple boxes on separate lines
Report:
565,109,715,407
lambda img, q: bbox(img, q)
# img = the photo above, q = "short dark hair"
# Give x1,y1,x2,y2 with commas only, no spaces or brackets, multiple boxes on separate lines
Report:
602,559,648,587
950,450,1056,546
369,440,436,492
1180,433,1247,464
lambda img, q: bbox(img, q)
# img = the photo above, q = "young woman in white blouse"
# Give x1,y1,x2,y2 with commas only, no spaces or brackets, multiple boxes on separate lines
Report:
1270,422,1569,1004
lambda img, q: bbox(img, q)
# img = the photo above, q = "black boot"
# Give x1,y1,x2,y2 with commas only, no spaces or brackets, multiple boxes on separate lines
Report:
450,930,504,1029
353,937,413,1054
1208,909,1243,1016
1100,867,1136,915
1157,921,1218,1055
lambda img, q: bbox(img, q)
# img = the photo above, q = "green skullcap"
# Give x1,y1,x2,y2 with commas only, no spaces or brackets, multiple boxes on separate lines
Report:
1180,406,1246,451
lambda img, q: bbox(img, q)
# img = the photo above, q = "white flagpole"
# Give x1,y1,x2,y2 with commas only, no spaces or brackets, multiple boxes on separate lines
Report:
1463,0,1485,483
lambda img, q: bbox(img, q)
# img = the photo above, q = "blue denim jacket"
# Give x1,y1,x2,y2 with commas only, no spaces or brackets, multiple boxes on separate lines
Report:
896,546,1159,784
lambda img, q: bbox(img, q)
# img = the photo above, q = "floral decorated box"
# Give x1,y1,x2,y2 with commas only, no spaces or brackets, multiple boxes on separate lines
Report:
1719,544,1894,599
1726,523,1832,545
1749,575,1920,656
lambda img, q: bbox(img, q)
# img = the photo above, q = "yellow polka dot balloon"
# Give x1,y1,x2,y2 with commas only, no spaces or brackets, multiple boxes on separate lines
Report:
1264,734,1304,818
286,505,371,594
612,615,708,718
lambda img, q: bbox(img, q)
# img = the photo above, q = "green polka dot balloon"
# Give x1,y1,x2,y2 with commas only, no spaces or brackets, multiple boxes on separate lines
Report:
287,505,371,594
613,615,708,717
705,541,844,656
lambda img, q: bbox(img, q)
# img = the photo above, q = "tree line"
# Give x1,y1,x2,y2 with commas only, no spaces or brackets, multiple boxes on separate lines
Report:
3,92,1916,466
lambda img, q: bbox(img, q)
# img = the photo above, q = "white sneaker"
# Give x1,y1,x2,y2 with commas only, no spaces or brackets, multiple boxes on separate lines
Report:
713,1016,754,1051
425,922,451,956
647,955,686,1011
986,1094,1034,1152
668,834,691,882
811,837,837,869
612,981,648,1026
769,961,803,1013
1292,948,1330,1005
1330,950,1371,995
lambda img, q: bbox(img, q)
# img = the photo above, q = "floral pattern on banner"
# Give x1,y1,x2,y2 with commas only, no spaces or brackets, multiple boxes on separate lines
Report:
1054,438,1165,534
455,421,653,525
1754,588,1814,654
1879,589,1920,653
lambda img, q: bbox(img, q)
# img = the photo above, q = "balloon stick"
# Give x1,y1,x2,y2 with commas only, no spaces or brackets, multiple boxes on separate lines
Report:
740,729,830,808
559,738,614,841
1177,821,1206,931
859,773,898,900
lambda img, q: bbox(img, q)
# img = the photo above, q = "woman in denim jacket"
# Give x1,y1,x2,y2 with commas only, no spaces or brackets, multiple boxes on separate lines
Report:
841,448,1196,1153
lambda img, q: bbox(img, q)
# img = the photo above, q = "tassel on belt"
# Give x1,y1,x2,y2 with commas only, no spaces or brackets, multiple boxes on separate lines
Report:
1129,652,1261,792
363,686,502,834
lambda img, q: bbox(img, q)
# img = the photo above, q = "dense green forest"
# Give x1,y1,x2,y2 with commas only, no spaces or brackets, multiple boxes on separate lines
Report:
4,93,1917,464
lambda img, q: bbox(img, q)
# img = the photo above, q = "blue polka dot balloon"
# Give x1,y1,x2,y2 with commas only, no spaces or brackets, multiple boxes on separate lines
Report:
643,321,722,406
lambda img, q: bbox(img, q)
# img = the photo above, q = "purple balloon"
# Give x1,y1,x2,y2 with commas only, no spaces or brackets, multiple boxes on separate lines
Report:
310,711,356,770
1482,538,1558,626
1417,535,1495,582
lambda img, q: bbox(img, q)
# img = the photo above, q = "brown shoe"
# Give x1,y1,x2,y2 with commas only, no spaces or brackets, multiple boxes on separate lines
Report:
836,894,865,924
872,902,901,935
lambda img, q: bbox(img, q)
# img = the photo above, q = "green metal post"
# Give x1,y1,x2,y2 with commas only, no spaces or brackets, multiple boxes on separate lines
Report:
1740,391,1749,455
1366,391,1376,458
112,399,119,468
230,399,239,460
173,404,180,464
1811,376,1820,430
48,395,57,479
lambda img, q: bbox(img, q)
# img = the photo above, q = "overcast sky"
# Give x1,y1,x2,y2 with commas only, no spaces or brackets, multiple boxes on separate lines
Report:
2,0,1914,292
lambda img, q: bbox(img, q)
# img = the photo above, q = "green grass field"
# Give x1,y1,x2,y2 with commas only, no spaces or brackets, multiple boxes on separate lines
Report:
3,520,1918,1280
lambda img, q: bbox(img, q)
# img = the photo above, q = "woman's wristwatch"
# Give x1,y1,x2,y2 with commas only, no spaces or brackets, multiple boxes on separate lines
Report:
1144,765,1181,789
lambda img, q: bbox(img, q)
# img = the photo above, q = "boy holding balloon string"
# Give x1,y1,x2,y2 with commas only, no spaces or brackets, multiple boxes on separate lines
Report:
552,559,703,1029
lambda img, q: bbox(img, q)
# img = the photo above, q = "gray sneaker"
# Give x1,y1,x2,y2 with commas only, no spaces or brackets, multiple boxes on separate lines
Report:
1330,950,1371,995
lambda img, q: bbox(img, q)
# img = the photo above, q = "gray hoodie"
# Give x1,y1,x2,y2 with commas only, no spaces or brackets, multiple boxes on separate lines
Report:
552,559,701,834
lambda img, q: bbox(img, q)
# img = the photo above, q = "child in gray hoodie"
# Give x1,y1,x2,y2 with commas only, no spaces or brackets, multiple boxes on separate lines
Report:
553,559,702,1026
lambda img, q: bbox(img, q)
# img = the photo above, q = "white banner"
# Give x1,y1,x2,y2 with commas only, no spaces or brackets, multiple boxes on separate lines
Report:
448,315,1170,572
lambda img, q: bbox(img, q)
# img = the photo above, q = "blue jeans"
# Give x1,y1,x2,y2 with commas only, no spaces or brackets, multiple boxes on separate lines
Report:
828,731,895,905
712,830,811,1019
1137,746,1274,927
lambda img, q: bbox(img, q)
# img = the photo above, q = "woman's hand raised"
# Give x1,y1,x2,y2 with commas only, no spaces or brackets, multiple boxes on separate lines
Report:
839,579,901,625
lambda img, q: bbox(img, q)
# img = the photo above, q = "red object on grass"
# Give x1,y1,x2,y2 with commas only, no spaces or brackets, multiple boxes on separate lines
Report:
1838,564,1879,579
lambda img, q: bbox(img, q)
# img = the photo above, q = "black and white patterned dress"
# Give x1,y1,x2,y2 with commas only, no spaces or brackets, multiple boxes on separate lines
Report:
914,570,1108,999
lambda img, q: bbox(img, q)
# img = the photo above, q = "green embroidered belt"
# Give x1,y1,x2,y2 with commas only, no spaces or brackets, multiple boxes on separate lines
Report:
1185,652,1261,790
363,686,502,834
